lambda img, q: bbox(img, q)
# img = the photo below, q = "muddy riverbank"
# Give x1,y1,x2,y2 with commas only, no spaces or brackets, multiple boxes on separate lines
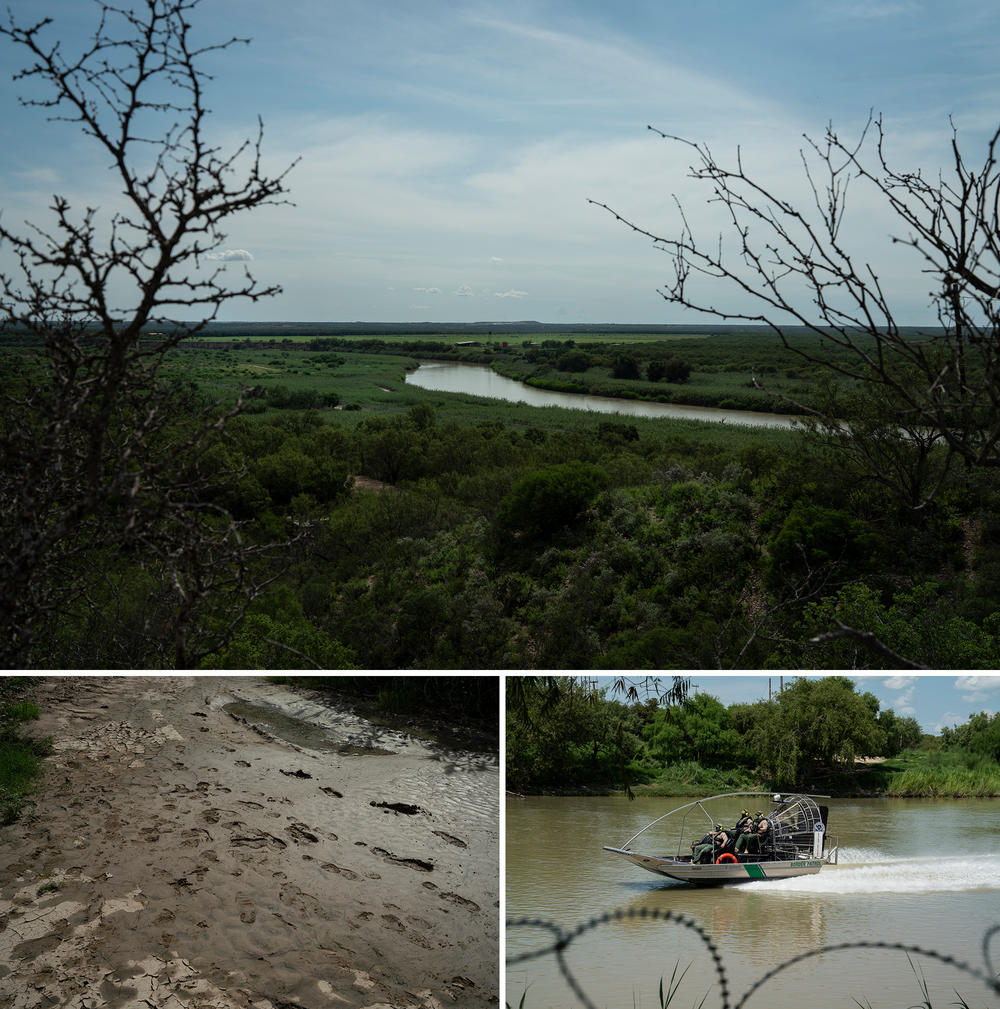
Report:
0,676,499,1009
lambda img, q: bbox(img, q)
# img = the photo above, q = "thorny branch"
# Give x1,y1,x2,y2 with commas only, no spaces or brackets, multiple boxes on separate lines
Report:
0,0,299,667
590,115,1000,470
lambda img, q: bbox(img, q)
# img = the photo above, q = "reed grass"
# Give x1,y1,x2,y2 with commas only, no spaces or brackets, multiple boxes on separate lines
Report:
510,955,990,1009
883,764,1000,797
0,682,51,825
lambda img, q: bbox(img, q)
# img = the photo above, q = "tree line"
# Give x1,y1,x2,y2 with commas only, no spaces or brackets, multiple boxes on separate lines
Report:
505,676,1000,796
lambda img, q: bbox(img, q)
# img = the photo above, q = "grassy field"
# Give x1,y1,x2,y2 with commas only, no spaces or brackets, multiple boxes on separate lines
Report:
160,338,809,454
0,323,844,428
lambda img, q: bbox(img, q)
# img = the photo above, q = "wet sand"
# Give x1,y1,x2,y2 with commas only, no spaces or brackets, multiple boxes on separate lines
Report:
0,676,499,1009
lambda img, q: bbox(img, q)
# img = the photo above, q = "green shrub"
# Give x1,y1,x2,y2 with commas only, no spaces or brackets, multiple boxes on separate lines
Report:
764,501,876,590
497,461,609,538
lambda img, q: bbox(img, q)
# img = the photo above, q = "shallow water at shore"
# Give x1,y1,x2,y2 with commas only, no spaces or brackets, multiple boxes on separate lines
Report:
1,675,500,1009
222,700,398,755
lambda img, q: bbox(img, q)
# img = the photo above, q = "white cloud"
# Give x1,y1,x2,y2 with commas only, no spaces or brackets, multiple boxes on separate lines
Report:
494,289,528,298
206,249,255,262
413,286,440,294
934,711,965,733
891,688,915,715
955,675,1000,704
15,166,60,186
454,285,475,297
883,676,916,690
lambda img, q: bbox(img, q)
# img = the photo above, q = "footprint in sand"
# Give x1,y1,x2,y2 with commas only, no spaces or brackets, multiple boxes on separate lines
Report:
181,827,213,847
439,891,481,912
201,809,221,824
320,862,358,881
236,893,256,924
380,914,405,932
432,830,468,848
235,760,251,767
370,847,434,872
370,801,425,816
321,786,343,798
230,831,287,851
286,822,320,844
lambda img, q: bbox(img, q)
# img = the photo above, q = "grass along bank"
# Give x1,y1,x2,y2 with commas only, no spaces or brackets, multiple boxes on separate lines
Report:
0,677,51,824
541,751,1000,800
875,749,1000,797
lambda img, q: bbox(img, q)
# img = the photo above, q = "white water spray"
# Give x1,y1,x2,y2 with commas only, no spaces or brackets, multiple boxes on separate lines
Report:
760,847,1000,894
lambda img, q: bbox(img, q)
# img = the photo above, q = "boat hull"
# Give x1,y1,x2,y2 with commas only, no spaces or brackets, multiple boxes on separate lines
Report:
602,846,824,884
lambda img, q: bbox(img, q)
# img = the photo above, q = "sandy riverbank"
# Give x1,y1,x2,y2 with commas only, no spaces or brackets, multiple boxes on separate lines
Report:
0,676,499,1009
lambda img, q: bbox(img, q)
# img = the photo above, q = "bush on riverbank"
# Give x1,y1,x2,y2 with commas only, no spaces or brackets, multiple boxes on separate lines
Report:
630,761,759,797
0,678,51,824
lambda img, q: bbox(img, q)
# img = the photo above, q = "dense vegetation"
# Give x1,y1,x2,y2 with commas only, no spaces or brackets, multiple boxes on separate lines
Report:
505,676,1000,797
0,678,52,824
7,327,1000,669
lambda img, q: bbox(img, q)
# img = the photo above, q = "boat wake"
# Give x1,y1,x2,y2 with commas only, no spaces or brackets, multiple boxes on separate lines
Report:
759,847,1000,894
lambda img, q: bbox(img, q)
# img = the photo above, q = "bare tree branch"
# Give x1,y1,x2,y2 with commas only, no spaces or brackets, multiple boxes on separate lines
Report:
0,0,298,666
591,114,1000,470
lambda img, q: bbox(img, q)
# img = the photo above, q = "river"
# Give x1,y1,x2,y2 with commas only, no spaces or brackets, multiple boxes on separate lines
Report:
506,796,1000,1008
405,362,802,429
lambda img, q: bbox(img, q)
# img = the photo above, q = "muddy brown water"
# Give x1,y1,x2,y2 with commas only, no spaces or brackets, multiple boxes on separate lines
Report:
506,795,1000,1008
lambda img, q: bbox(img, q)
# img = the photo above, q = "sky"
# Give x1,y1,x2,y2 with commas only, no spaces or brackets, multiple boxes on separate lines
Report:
1,1,999,323
594,673,1000,735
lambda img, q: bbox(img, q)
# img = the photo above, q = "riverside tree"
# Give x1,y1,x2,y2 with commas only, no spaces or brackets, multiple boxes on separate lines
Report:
730,676,887,785
0,0,296,666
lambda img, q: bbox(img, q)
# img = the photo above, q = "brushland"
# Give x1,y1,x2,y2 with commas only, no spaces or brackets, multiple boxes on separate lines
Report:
6,325,1000,670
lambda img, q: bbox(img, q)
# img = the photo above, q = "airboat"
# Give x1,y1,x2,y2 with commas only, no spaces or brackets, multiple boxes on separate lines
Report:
603,791,839,885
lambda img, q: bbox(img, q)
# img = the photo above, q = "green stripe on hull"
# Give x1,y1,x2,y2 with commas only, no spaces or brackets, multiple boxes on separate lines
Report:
743,863,766,879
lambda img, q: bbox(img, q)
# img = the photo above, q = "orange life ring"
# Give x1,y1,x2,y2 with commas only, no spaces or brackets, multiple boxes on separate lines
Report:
716,853,737,864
